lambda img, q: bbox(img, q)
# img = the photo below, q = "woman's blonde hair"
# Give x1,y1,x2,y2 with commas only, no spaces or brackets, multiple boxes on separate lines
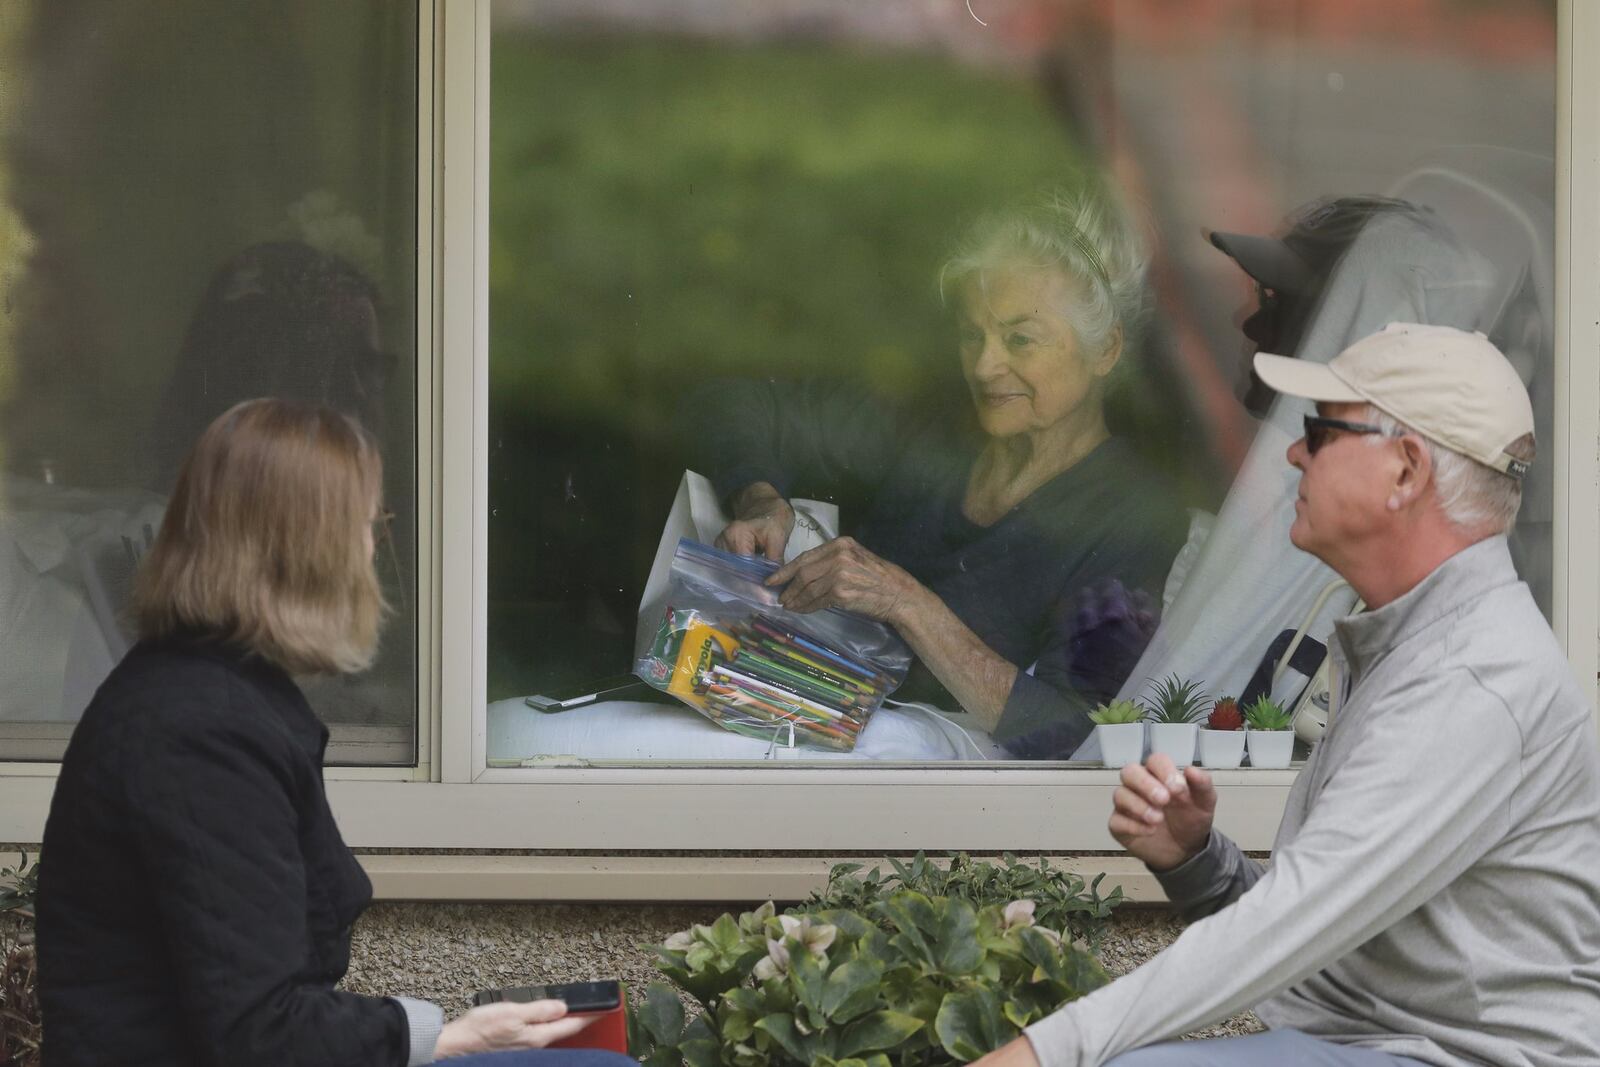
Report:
133,398,386,674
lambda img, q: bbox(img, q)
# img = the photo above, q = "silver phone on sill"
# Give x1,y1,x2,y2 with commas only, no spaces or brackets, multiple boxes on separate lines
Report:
524,673,650,712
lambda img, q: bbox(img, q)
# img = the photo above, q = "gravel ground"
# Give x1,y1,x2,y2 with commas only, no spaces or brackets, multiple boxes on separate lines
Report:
343,901,1262,1040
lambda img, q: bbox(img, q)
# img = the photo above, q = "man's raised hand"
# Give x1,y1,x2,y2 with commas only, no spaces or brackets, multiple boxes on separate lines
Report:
1109,753,1217,871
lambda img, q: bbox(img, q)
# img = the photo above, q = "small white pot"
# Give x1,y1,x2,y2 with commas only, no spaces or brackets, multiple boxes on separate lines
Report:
1147,722,1198,768
1247,729,1295,768
1198,728,1245,769
1096,722,1145,769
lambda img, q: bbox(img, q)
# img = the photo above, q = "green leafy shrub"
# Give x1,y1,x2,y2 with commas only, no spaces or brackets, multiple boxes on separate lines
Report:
0,930,38,1067
1243,696,1293,731
632,893,1110,1067
0,853,38,918
801,853,1121,951
1,853,39,1067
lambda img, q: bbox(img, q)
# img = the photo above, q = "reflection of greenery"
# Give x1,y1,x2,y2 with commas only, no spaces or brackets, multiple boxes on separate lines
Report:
4,1,415,487
0,2,37,475
490,33,1084,435
488,33,1101,699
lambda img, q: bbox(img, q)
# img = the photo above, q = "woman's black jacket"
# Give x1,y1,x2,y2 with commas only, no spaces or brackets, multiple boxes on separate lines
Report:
37,633,409,1066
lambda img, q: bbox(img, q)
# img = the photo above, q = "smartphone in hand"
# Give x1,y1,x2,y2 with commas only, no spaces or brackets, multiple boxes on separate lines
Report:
473,979,621,1012
472,979,628,1052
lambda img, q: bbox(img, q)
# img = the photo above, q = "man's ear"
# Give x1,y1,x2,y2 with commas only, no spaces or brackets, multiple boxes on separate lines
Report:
1094,326,1124,378
1389,433,1434,511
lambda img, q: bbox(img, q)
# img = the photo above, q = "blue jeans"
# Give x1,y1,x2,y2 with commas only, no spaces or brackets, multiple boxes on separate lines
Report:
443,1051,636,1067
1106,1029,1432,1066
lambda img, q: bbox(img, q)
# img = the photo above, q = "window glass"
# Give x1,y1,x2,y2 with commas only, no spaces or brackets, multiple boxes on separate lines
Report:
0,1,419,764
487,1,1555,765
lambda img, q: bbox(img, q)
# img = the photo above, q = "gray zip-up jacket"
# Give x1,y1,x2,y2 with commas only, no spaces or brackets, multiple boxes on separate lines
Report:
1026,536,1600,1067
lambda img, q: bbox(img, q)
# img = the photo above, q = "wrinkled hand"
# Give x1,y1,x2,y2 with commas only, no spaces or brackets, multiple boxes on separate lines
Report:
716,483,796,561
767,536,923,624
972,1035,1042,1067
1110,753,1217,871
434,999,596,1059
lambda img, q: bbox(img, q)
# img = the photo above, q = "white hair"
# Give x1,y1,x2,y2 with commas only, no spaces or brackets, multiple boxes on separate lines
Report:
938,182,1150,362
1363,405,1534,535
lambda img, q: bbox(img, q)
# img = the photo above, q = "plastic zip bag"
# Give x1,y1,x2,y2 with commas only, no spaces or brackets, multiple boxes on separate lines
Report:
635,538,912,750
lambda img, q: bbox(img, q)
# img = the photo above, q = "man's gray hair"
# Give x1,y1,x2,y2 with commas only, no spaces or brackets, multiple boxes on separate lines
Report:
938,182,1150,361
1364,405,1535,535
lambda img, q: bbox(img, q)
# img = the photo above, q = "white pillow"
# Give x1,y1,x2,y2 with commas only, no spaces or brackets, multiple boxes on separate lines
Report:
486,697,986,763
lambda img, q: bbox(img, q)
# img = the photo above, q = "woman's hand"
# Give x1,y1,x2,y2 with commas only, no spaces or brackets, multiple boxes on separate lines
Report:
433,999,596,1059
717,482,796,561
767,537,925,625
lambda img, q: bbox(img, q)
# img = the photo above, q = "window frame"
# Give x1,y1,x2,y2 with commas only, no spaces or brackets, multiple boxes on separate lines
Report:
3,0,1597,875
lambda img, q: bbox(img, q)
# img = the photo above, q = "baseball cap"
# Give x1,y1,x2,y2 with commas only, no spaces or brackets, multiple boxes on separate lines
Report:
1209,197,1428,296
1207,230,1314,293
1252,322,1534,478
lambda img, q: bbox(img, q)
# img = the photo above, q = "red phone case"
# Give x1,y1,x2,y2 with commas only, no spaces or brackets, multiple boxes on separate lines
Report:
550,998,629,1053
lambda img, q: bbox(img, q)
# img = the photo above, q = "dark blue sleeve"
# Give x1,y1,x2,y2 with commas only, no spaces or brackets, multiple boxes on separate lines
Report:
993,577,1162,755
694,377,904,503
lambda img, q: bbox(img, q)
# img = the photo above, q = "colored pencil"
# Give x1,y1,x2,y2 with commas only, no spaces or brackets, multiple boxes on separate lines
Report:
752,637,873,694
709,684,853,735
732,651,860,710
751,614,889,686
711,669,861,730
706,691,854,747
747,619,881,686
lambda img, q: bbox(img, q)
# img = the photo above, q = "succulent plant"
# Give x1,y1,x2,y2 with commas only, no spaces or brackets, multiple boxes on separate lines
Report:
1206,697,1243,731
1143,675,1209,725
1244,695,1293,731
1089,699,1144,726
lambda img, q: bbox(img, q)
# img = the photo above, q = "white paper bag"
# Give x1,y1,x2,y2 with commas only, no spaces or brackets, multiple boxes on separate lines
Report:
634,470,838,660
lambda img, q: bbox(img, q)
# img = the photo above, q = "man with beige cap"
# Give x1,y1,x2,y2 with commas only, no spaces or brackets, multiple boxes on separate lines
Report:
977,323,1600,1067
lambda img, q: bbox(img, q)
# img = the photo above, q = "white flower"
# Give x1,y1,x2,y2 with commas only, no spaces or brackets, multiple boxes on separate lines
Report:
663,930,695,951
754,937,791,981
777,915,837,958
1002,900,1037,930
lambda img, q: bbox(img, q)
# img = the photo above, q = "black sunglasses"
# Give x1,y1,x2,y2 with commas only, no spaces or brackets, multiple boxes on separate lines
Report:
1302,414,1388,455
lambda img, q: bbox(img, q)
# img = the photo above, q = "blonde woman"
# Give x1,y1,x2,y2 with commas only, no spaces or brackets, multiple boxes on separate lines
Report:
37,399,632,1067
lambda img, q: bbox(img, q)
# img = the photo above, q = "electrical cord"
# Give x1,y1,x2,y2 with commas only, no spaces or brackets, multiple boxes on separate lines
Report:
883,698,992,760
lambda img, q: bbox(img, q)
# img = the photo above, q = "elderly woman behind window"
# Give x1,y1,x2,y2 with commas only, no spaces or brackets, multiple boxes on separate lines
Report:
706,182,1187,757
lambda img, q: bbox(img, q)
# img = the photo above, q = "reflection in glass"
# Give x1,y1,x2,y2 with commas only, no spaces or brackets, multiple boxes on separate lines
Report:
487,1,1554,765
0,2,418,763
696,187,1188,760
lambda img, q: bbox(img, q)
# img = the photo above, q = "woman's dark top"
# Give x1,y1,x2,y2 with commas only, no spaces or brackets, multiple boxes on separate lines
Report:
37,634,408,1067
705,380,1188,757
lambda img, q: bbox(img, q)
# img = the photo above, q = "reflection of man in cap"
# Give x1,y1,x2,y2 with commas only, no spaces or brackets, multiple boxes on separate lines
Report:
1209,196,1428,416
980,324,1599,1067
1100,197,1502,733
